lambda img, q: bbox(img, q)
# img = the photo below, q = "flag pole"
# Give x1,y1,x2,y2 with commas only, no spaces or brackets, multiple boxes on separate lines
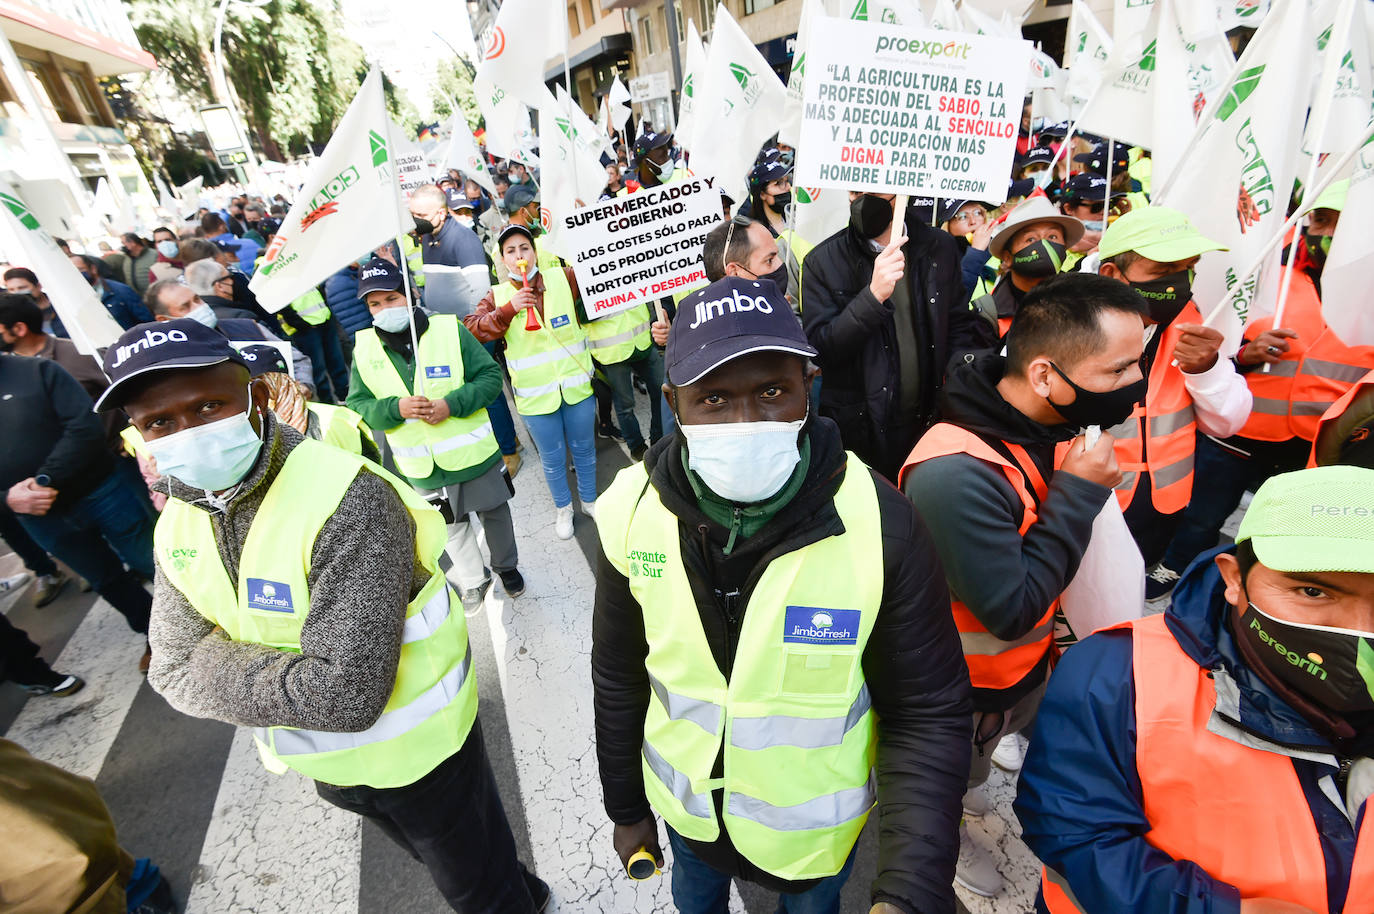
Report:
1261,0,1351,371
386,113,426,398
1197,118,1374,329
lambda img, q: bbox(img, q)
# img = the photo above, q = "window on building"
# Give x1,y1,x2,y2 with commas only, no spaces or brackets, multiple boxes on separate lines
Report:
21,60,74,123
63,69,102,124
674,1,686,41
744,0,776,14
568,3,581,36
638,14,656,55
581,0,596,27
696,0,716,31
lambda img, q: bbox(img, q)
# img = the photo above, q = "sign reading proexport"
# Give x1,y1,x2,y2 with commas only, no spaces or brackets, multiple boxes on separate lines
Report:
795,18,1031,203
563,176,723,320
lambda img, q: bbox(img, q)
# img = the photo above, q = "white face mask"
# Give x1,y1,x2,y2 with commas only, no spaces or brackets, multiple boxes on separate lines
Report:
653,157,676,182
146,408,262,493
156,240,179,258
681,416,805,503
372,305,412,333
1081,218,1106,233
186,303,219,328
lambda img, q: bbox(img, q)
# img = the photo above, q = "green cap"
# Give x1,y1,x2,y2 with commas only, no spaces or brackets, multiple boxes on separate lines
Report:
1098,206,1228,262
1302,178,1348,214
1236,466,1374,574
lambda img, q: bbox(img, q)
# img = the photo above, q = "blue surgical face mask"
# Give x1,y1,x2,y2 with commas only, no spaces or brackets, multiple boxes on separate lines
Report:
146,407,262,493
186,303,219,328
156,240,179,258
372,305,412,333
680,412,806,503
1082,218,1106,233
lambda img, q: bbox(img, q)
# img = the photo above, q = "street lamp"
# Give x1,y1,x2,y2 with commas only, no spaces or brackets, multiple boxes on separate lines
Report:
211,0,269,186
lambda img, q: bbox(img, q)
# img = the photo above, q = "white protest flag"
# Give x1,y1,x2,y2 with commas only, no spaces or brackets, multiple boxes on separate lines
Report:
445,114,498,195
1220,0,1272,32
1065,0,1113,107
675,19,708,150
778,0,827,147
1158,0,1312,346
958,3,1018,37
0,179,124,355
1175,0,1223,42
477,78,540,166
248,70,410,312
850,0,923,26
688,5,788,202
1308,0,1373,158
1147,0,1201,184
1029,52,1073,124
608,75,632,131
474,0,562,111
924,0,962,30
153,173,178,214
962,0,1036,24
1112,0,1154,43
1184,29,1236,126
792,184,850,246
93,178,118,219
538,85,612,257
1076,2,1162,147
1322,152,1374,344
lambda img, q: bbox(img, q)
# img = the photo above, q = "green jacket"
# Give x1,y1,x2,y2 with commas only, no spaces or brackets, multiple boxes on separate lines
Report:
345,317,503,488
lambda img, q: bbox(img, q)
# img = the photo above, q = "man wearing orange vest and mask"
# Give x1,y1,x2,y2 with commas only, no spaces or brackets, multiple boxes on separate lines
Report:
1016,464,1374,914
1146,182,1374,600
901,273,1148,897
1095,208,1253,570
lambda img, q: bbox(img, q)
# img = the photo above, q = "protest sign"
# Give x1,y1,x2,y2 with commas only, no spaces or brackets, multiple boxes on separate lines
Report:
561,176,723,320
395,150,431,197
795,18,1030,203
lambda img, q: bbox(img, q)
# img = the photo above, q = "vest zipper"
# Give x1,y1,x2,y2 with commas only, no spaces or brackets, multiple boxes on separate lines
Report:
698,523,742,677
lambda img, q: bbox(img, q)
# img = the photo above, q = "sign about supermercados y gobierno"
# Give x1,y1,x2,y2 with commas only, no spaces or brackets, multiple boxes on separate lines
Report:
562,176,723,320
795,18,1032,204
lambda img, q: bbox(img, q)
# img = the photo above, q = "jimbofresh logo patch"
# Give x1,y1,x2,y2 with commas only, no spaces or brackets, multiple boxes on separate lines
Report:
783,606,861,645
247,578,294,613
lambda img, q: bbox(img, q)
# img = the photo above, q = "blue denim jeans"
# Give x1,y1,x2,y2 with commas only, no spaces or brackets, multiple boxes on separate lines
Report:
666,826,857,914
521,395,597,508
291,319,351,403
599,347,664,451
484,341,519,455
16,466,155,632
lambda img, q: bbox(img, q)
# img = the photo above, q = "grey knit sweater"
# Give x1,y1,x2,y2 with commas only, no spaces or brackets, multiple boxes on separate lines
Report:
147,411,430,732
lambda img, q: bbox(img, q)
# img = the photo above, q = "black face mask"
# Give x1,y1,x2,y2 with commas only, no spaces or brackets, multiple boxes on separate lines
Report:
1048,361,1147,429
850,194,894,239
743,262,790,294
1010,239,1067,278
769,191,793,212
1130,268,1194,325
413,216,437,236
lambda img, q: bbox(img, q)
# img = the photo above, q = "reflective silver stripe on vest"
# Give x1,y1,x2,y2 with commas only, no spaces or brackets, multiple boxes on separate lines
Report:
727,774,875,831
1291,400,1334,417
1302,358,1372,384
1152,452,1193,488
588,321,651,351
1105,418,1138,439
401,585,452,644
643,739,714,820
507,339,589,372
1148,407,1194,437
1114,471,1137,492
730,685,871,751
1264,360,1299,377
649,674,721,735
1250,396,1291,416
513,371,592,399
295,299,327,316
960,618,1054,657
390,422,493,459
265,644,472,757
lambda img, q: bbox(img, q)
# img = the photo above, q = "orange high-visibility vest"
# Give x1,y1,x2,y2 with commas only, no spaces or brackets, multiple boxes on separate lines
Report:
1240,269,1374,443
1109,303,1199,514
1041,613,1374,912
1309,369,1374,468
900,423,1061,695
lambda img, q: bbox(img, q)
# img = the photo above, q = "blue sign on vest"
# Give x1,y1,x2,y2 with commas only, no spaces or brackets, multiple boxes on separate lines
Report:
782,606,860,645
550,314,570,329
247,578,295,613
425,365,452,379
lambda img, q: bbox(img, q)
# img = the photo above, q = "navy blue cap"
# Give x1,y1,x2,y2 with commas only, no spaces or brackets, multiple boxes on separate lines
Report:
1073,141,1130,174
496,221,536,250
666,277,817,386
504,183,537,213
1016,146,1055,169
1037,121,1069,139
357,258,405,298
939,198,989,224
634,130,673,159
1060,172,1126,203
1006,177,1036,200
237,343,290,377
749,156,790,191
906,195,937,225
95,319,248,411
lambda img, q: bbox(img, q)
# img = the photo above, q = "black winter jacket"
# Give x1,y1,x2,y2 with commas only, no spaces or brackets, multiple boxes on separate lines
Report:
592,418,972,914
800,217,994,481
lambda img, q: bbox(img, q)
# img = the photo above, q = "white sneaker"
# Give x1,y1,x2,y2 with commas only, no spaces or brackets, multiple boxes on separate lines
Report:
0,571,32,593
555,505,575,540
581,499,597,521
962,785,991,818
991,733,1025,773
955,825,1003,897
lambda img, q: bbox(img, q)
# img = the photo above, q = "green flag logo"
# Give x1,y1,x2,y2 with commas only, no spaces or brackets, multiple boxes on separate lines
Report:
851,0,868,20
555,116,574,140
368,130,389,167
1137,39,1157,72
1317,24,1332,51
1218,65,1265,122
0,191,40,230
730,63,762,105
683,74,694,98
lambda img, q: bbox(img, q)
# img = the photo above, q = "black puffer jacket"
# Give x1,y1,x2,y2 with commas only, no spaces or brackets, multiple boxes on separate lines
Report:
801,215,994,481
592,418,972,914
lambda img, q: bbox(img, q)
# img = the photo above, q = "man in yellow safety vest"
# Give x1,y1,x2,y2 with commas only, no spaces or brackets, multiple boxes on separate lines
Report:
96,318,549,913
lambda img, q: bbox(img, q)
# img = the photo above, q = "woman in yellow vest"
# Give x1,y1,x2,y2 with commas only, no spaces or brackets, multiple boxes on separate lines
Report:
345,259,525,607
465,224,597,540
1016,467,1374,914
93,317,550,913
